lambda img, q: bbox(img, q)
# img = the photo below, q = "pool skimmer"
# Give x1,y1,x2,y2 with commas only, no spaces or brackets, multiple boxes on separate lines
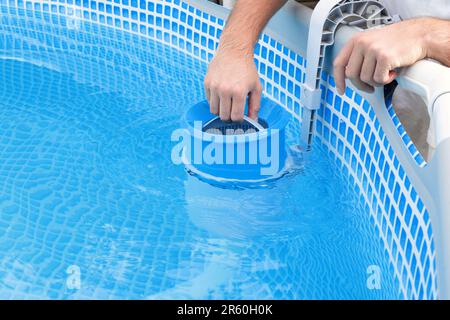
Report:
202,116,266,136
182,98,290,183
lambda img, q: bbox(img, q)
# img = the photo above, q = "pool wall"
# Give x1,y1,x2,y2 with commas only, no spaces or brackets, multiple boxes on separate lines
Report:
0,0,444,299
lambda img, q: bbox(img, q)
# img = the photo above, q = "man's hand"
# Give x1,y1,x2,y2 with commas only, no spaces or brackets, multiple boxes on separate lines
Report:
204,48,262,121
333,17,450,95
204,0,287,121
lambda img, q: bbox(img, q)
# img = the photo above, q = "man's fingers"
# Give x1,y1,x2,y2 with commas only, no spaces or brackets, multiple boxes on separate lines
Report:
333,40,354,95
345,49,374,93
230,91,246,122
219,94,232,121
360,54,377,87
205,86,211,105
349,60,375,93
373,57,396,84
209,91,219,115
345,49,364,82
388,70,398,83
205,86,212,107
248,85,262,120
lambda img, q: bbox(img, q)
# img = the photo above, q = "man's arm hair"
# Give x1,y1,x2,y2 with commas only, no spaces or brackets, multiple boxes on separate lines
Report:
424,18,450,67
218,0,288,56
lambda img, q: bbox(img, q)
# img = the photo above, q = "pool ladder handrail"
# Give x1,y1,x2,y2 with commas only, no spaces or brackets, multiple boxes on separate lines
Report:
300,0,394,147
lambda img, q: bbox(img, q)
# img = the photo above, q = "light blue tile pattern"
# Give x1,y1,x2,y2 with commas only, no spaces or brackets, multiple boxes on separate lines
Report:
0,0,437,299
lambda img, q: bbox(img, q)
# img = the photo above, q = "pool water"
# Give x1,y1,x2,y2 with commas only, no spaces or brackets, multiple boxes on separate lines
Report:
0,11,401,299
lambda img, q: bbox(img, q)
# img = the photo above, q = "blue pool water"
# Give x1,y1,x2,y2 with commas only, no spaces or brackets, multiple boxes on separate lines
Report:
0,10,401,299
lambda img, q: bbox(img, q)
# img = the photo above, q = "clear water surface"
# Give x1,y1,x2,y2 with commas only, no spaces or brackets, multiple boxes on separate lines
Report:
0,9,401,299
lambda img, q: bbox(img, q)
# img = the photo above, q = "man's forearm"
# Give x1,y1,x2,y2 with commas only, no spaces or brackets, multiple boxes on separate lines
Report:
204,0,285,121
424,18,450,67
217,0,287,56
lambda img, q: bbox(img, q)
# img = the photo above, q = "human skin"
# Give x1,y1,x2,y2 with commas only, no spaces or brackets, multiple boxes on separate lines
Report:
204,0,287,121
205,1,450,120
333,17,450,95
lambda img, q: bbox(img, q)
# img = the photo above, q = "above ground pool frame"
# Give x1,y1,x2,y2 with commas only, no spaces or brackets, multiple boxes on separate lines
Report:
307,0,450,299
207,0,450,299
300,0,394,147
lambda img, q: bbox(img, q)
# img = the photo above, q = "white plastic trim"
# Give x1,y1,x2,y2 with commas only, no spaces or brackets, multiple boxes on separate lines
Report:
433,94,450,145
303,0,392,109
355,56,450,301
322,1,450,298
397,60,450,131
300,0,392,145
